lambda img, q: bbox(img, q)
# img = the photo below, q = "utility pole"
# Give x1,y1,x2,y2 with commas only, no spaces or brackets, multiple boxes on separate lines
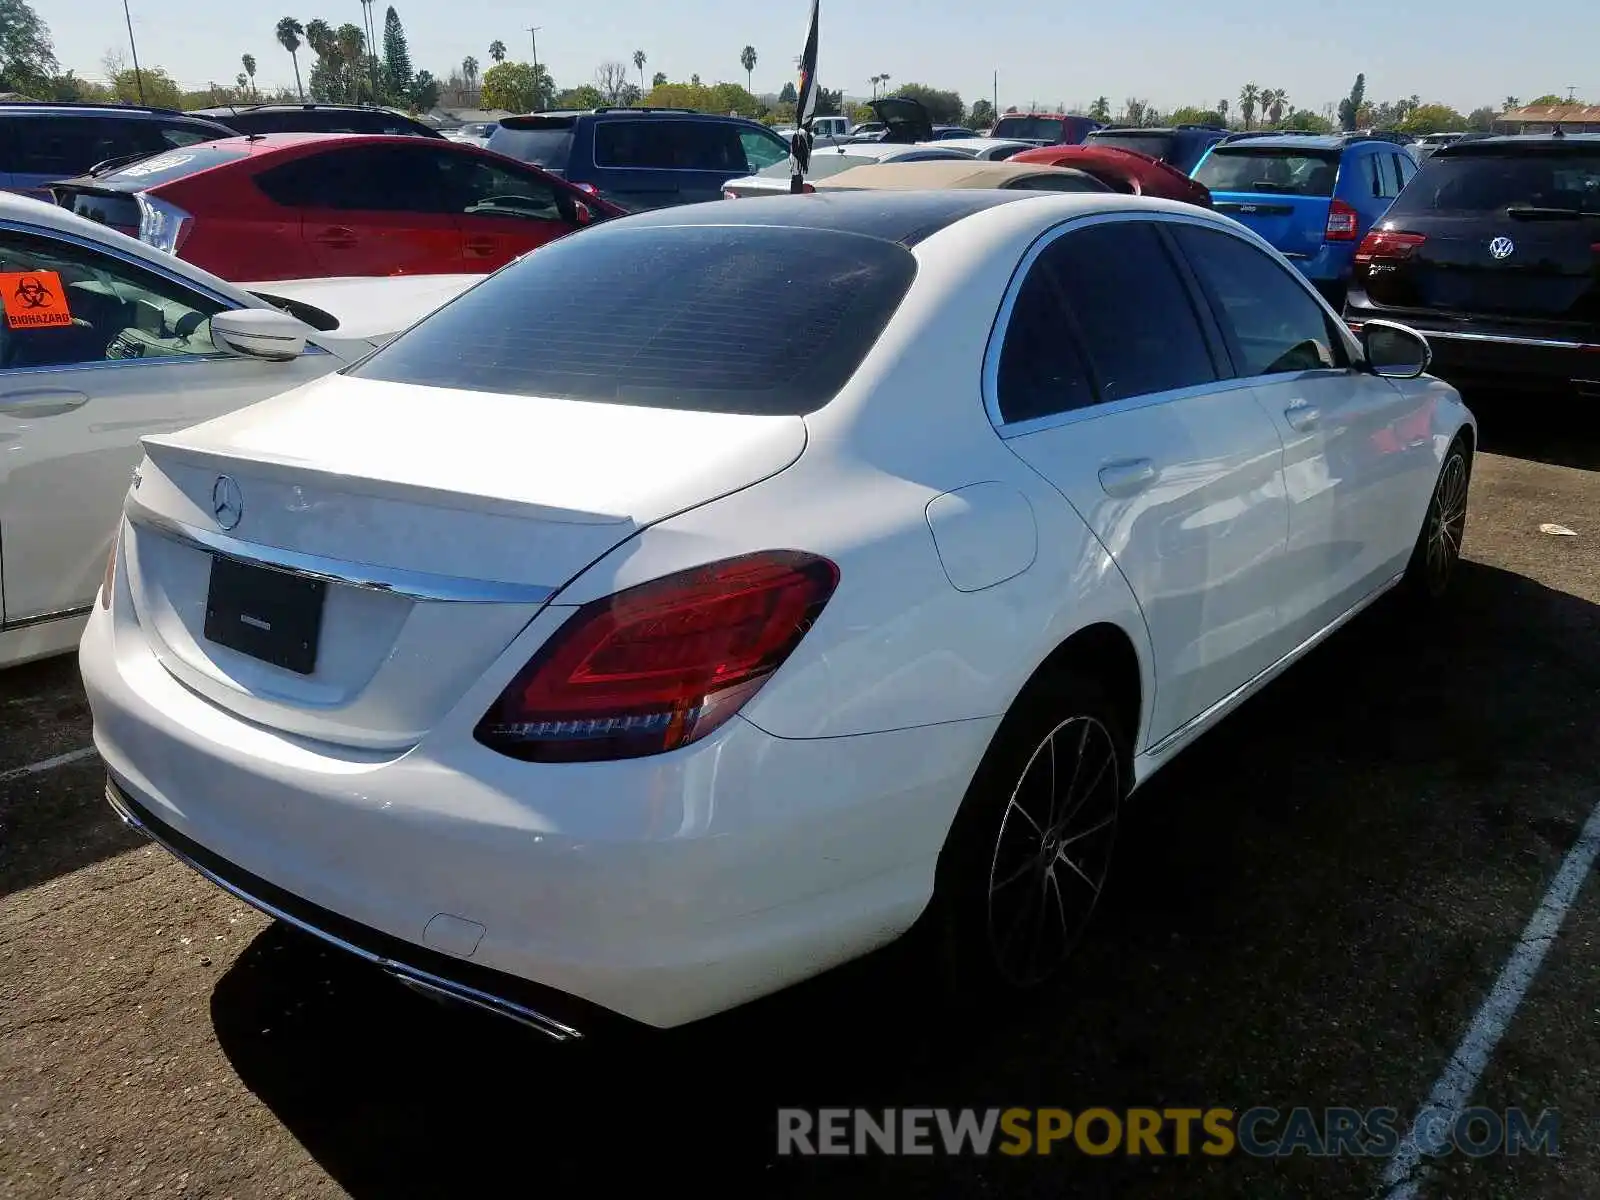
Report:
122,0,146,104
993,69,997,118
528,26,543,108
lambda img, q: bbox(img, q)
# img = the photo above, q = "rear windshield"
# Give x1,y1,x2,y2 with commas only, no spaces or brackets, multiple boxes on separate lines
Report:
488,118,575,169
91,143,252,189
1089,132,1176,161
991,117,1066,141
1192,146,1341,196
349,224,917,415
1390,151,1600,216
61,188,141,232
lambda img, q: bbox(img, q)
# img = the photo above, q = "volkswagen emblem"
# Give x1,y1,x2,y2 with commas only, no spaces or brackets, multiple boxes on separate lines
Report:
211,475,243,531
1488,236,1515,260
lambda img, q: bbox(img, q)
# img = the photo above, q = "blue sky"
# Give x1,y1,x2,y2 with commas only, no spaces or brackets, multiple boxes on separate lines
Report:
52,0,1597,114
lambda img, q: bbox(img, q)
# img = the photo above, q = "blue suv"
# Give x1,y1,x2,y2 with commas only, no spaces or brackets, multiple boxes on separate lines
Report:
486,107,793,210
1190,133,1421,301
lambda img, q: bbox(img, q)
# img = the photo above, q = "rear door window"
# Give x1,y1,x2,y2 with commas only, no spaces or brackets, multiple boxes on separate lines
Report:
8,117,118,176
1049,221,1218,402
1192,147,1341,196
738,127,791,171
994,245,1098,423
255,145,449,211
670,122,746,172
349,224,918,415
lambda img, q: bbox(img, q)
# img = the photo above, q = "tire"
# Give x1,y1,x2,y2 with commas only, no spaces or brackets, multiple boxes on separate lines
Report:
927,672,1129,1007
1402,437,1471,603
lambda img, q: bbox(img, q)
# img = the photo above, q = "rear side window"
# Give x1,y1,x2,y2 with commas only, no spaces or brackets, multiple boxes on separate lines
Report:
349,225,918,415
1389,151,1600,216
991,117,1066,142
0,116,201,177
1192,147,1341,197
488,118,575,168
995,249,1097,423
255,146,450,211
1048,222,1217,402
593,120,746,172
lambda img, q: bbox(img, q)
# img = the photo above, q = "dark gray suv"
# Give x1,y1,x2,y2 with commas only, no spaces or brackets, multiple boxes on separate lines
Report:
0,103,236,201
486,106,792,210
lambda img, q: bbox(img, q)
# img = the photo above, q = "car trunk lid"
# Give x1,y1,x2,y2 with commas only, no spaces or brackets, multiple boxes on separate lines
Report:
120,372,807,750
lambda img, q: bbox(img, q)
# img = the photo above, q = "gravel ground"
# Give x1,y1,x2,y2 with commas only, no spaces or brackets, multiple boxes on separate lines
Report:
2,393,1597,1199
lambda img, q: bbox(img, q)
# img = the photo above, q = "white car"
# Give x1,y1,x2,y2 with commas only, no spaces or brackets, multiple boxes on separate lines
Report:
721,140,977,197
82,190,1473,1037
0,192,480,669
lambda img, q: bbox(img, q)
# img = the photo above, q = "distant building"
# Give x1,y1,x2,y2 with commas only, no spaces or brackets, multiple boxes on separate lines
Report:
1493,104,1600,134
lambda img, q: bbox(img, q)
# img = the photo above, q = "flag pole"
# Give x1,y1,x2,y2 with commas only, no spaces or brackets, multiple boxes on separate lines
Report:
790,0,820,194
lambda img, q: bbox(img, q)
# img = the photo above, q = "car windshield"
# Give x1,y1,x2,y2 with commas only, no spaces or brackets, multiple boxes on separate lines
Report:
757,153,875,180
990,117,1065,141
1192,147,1341,196
1090,132,1177,161
1391,152,1600,216
348,224,918,416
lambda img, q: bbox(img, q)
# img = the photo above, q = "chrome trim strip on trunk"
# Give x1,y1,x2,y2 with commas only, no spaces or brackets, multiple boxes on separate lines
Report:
125,496,557,605
1349,325,1600,352
104,780,584,1042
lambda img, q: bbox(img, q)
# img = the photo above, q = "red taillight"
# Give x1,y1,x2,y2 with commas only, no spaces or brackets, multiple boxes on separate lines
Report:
574,182,599,195
1355,229,1427,263
475,551,839,762
723,188,739,199
1324,198,1360,242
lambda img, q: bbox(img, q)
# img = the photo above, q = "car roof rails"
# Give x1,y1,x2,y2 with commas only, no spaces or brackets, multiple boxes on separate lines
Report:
591,106,701,115
1,99,191,117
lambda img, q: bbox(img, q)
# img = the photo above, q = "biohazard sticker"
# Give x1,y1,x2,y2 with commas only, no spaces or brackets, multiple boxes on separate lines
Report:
0,271,73,329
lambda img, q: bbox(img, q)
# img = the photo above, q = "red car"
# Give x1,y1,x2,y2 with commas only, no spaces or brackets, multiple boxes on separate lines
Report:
50,133,624,281
1008,144,1213,207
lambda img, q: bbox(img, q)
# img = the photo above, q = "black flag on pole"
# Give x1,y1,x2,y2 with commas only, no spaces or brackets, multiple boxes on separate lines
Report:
789,0,819,193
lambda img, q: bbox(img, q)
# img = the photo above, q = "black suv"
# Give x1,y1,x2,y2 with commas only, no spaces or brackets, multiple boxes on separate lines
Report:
0,102,236,200
486,107,792,209
1345,133,1600,398
188,103,443,139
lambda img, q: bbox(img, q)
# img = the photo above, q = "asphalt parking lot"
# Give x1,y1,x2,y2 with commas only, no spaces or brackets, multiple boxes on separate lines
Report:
3,392,1598,1200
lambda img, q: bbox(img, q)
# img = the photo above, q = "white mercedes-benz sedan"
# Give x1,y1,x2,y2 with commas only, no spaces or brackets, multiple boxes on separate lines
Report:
81,189,1474,1038
0,192,480,670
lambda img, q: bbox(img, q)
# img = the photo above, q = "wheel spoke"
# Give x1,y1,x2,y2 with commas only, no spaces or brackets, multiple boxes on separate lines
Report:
991,849,1042,893
1061,812,1116,847
1004,795,1043,838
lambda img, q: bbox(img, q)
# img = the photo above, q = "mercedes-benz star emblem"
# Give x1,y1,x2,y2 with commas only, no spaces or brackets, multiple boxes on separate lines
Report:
212,475,243,531
1488,236,1515,260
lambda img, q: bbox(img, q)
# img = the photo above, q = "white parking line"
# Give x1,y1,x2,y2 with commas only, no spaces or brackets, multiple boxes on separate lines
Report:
1381,797,1600,1198
0,746,98,784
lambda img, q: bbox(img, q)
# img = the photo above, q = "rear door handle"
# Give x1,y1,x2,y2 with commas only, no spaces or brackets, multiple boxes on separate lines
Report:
0,388,89,418
313,227,357,248
464,237,497,257
1098,458,1157,497
1285,402,1320,432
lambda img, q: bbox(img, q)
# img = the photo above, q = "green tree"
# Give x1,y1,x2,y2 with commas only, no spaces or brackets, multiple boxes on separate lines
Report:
481,60,553,112
1467,106,1497,131
461,55,478,90
1263,87,1288,125
1088,96,1110,121
241,53,257,97
0,0,57,94
1503,96,1519,111
382,6,412,103
632,49,646,90
1238,82,1260,129
889,82,962,124
652,70,666,88
1398,103,1465,134
1528,93,1572,106
968,98,995,129
335,23,367,100
111,66,182,109
1170,106,1226,127
1338,73,1366,130
488,39,506,64
638,79,759,116
1280,108,1333,133
739,45,756,94
410,69,439,111
778,80,796,104
556,83,604,109
276,18,306,100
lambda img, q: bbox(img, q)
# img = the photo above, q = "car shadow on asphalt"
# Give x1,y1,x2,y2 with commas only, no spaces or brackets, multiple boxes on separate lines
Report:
208,559,1600,1199
1468,389,1600,472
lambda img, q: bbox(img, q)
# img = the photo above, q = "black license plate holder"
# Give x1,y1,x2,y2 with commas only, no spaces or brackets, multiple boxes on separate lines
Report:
203,556,327,675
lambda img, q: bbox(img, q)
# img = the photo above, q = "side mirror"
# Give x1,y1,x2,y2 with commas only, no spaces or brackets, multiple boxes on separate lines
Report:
1361,319,1431,380
210,308,312,361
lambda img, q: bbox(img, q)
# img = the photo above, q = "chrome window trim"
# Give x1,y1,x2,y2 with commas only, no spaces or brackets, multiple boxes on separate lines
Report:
982,209,1366,437
125,495,558,605
0,217,335,375
1379,328,1600,352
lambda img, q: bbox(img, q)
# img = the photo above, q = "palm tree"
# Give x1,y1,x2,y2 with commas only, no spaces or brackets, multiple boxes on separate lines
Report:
489,39,507,65
633,49,646,91
1504,95,1520,111
1264,88,1287,126
335,23,365,100
1088,95,1110,122
241,53,258,98
462,55,478,94
1239,82,1260,130
1218,98,1229,124
275,18,305,100
740,45,757,94
305,18,334,58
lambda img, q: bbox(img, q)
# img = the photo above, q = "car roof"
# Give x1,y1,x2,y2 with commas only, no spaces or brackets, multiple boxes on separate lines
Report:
599,187,1051,247
814,160,1103,191
1435,132,1600,152
0,102,214,120
190,102,418,115
1209,134,1354,152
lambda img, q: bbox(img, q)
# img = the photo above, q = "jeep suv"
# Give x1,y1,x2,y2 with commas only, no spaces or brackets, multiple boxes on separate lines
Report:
0,103,236,200
486,107,792,210
1344,133,1600,398
188,103,444,139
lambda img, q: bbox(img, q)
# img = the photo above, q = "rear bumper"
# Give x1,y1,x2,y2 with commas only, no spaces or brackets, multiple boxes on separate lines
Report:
1346,307,1600,396
80,601,995,1029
